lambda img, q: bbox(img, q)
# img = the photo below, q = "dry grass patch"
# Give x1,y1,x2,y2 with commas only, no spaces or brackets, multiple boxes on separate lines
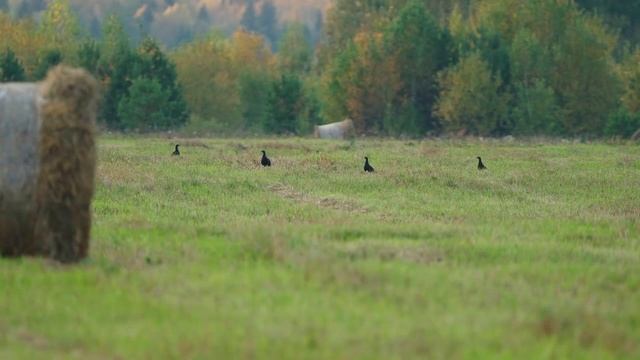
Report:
336,241,444,264
268,183,368,213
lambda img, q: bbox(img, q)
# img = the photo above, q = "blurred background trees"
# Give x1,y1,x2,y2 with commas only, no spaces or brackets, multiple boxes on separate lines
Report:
0,48,26,81
1,0,640,137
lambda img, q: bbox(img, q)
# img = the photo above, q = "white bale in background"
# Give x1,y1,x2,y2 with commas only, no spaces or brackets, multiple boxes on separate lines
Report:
313,119,355,140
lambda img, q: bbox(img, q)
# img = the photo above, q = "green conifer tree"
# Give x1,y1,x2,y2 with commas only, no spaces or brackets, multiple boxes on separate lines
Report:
0,48,26,82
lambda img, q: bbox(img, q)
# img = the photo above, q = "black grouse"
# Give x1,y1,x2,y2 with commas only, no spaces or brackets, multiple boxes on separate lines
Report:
477,156,487,170
172,144,180,156
364,156,375,172
261,150,271,167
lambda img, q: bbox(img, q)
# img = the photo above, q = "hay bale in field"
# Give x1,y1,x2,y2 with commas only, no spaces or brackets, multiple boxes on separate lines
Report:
314,119,355,140
0,65,98,263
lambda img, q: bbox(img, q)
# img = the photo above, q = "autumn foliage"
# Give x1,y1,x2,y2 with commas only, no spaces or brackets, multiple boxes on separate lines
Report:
2,0,640,137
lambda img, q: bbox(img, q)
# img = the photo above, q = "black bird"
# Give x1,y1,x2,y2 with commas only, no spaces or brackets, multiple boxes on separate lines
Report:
261,150,271,167
364,156,375,172
172,144,180,156
477,156,487,170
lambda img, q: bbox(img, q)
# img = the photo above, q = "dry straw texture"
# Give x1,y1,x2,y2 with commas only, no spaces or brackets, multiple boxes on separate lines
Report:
0,66,98,263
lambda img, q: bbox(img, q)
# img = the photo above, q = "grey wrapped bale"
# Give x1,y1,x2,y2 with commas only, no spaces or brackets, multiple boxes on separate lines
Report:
0,83,41,256
313,119,355,140
0,66,98,263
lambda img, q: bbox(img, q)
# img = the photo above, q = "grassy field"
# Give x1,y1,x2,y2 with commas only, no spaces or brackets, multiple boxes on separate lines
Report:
1,137,639,359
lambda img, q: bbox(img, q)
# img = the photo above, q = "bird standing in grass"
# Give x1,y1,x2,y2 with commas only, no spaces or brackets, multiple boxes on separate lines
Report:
364,156,375,172
477,156,487,170
261,150,271,167
172,144,180,156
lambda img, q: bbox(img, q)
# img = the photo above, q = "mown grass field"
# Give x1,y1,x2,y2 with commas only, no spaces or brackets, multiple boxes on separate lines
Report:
1,137,640,359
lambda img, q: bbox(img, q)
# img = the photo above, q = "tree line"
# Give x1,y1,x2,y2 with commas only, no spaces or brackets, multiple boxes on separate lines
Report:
2,0,640,137
0,0,327,50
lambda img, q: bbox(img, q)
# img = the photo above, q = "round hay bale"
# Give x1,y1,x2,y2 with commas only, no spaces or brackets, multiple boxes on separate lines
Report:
0,65,98,263
314,119,355,140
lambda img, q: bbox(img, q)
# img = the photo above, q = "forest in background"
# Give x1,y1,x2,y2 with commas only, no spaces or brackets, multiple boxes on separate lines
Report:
2,0,640,137
0,0,329,48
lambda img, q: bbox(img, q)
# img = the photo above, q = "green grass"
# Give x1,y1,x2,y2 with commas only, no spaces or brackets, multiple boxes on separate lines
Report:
1,137,639,359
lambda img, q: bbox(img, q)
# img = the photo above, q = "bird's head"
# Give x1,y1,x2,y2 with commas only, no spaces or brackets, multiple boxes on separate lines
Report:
477,156,481,160
261,150,266,155
364,156,369,161
176,144,180,149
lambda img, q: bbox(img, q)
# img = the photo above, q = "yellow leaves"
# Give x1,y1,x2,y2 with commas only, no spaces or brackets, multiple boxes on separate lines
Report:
173,29,280,126
448,4,467,40
230,30,276,72
39,0,80,52
0,14,47,76
434,53,509,135
173,34,241,122
353,31,383,47
338,31,397,132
